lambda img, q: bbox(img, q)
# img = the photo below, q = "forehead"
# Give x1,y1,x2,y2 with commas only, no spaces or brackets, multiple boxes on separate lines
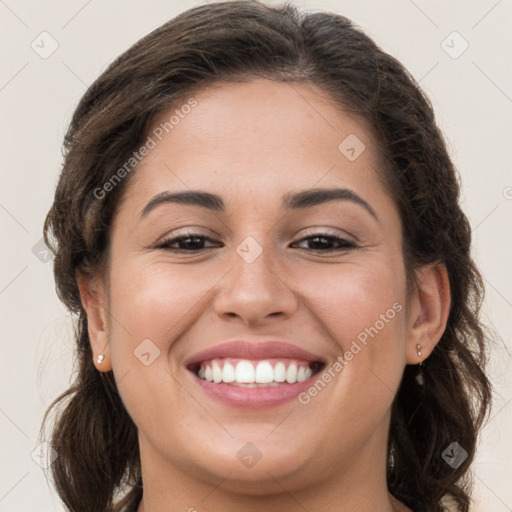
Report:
121,78,390,214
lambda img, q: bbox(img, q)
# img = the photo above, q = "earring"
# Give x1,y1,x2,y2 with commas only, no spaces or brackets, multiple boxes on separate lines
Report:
97,354,105,365
415,344,424,386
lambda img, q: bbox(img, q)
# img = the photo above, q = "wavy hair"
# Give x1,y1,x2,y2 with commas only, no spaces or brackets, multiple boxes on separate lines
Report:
41,2,492,511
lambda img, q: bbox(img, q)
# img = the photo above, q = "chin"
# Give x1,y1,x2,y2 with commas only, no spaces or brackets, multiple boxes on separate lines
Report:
189,440,315,490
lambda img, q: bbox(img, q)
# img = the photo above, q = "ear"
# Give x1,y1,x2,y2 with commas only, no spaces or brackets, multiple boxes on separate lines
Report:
405,263,451,365
76,271,112,372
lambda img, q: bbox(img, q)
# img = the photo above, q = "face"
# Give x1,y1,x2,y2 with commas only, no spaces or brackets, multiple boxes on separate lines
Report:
94,78,413,492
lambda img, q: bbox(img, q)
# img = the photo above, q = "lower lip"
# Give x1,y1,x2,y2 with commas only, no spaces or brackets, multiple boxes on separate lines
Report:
189,371,319,408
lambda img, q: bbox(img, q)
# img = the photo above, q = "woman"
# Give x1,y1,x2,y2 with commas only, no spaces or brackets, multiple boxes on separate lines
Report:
41,2,491,511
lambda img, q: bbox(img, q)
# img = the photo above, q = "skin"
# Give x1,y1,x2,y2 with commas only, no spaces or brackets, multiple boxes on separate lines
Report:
79,78,450,512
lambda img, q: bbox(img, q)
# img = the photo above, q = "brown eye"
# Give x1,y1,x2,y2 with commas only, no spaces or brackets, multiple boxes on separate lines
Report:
157,234,222,252
292,234,356,252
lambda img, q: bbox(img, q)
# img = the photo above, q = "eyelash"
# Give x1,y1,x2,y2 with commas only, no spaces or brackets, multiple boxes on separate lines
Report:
155,232,357,253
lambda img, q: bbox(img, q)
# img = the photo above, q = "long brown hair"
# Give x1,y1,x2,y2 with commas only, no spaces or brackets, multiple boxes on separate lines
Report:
41,2,492,511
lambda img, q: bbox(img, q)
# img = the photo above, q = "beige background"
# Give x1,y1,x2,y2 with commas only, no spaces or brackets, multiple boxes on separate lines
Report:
1,0,511,510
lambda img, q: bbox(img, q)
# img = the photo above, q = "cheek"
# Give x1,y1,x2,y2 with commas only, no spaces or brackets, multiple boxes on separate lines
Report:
104,258,236,399
104,261,215,425
296,256,409,402
298,257,407,343
108,260,221,341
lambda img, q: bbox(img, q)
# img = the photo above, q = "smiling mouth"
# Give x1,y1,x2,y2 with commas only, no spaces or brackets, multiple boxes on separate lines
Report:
188,358,325,387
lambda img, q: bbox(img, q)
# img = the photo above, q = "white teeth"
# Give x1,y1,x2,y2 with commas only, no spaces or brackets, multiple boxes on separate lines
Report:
197,358,318,386
235,360,255,383
212,360,222,383
255,361,274,383
285,363,297,383
274,362,286,382
297,367,306,382
222,362,235,383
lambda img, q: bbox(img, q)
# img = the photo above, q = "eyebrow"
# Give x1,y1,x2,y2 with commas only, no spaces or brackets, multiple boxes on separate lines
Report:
141,191,224,217
140,187,378,221
282,188,378,221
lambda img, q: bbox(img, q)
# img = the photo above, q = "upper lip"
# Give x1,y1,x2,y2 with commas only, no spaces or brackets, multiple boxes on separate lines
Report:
184,340,325,368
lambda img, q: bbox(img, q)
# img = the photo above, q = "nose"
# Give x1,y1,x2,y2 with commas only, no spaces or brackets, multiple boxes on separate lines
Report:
213,242,299,326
